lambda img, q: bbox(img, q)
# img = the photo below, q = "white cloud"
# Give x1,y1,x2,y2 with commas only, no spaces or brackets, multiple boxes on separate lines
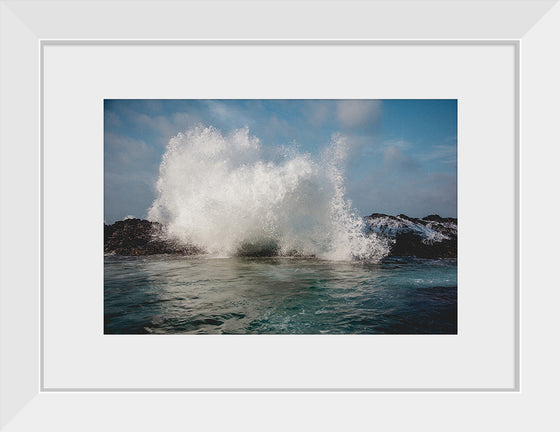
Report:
381,138,409,151
206,100,253,128
303,100,332,126
104,110,121,128
420,144,457,164
207,100,233,121
123,109,199,146
336,100,382,128
104,132,156,167
382,145,418,170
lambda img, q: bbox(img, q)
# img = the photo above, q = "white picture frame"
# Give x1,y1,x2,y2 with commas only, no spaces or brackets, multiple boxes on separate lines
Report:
44,41,514,392
1,1,559,430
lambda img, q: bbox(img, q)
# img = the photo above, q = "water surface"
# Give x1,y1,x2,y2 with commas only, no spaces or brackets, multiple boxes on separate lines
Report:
104,255,457,334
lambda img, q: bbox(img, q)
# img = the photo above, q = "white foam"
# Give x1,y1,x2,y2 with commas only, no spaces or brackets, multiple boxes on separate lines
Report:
148,126,389,260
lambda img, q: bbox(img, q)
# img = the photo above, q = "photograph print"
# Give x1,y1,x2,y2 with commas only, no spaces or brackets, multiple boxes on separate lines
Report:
104,99,457,334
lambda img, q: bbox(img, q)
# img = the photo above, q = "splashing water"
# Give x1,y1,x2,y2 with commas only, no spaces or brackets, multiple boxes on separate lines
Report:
148,126,389,260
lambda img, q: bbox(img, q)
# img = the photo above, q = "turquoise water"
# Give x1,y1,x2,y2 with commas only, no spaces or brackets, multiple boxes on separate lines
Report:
104,255,457,334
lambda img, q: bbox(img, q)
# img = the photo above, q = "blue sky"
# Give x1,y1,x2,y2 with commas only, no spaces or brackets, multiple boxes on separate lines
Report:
104,99,457,224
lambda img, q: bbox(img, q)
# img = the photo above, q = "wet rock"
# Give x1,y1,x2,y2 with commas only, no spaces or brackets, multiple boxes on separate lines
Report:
236,239,280,257
390,232,457,258
104,213,457,259
365,213,457,258
104,218,203,256
422,214,457,224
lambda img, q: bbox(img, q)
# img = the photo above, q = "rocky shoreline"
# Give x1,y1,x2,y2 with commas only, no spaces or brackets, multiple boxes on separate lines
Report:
104,213,457,258
104,219,203,256
364,213,457,258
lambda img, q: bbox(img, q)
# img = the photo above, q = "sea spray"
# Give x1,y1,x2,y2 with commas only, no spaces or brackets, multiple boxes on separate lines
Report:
148,126,389,260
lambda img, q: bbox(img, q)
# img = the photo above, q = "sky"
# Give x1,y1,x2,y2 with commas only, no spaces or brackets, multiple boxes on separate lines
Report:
104,99,457,224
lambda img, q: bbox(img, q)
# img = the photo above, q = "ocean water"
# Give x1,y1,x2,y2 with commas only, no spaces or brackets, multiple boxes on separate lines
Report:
104,255,457,334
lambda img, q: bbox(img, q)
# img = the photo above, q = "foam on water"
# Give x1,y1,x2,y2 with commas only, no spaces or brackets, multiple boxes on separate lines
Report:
148,126,389,260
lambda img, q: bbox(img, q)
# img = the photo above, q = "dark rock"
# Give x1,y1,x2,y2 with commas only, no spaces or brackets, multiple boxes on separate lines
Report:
104,218,203,256
390,232,457,258
236,239,280,257
365,213,457,259
105,213,457,259
367,212,398,220
422,214,457,224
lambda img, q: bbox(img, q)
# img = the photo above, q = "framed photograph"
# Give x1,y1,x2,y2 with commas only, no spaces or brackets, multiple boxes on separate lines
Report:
1,1,558,430
103,97,459,337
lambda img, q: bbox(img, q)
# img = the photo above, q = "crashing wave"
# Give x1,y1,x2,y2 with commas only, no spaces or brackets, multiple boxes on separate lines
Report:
148,126,389,261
